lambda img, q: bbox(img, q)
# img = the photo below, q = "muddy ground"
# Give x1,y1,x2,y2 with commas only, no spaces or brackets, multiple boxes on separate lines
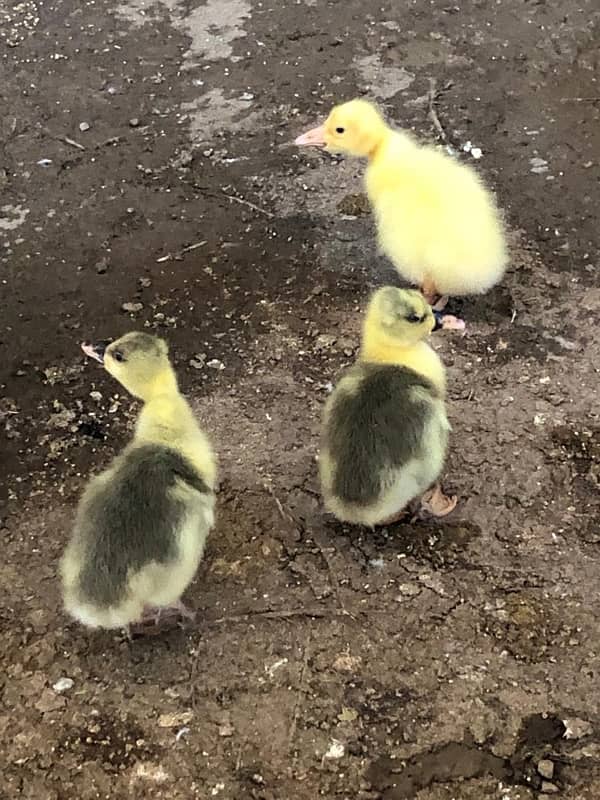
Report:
1,0,600,797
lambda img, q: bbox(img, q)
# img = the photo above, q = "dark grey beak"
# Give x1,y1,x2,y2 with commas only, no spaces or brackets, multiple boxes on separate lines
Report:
432,309,444,332
81,340,111,364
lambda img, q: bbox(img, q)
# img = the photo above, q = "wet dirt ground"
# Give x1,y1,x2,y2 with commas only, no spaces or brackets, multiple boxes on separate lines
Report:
1,0,600,797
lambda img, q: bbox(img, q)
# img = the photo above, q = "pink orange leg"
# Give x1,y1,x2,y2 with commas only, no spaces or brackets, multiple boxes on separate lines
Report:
420,278,439,305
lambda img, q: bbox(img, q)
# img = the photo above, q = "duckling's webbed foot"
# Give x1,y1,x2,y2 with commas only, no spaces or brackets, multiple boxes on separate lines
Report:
129,601,196,636
420,484,457,517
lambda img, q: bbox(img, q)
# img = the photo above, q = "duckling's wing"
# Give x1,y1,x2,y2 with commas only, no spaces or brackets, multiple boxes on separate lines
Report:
74,444,211,607
325,364,439,506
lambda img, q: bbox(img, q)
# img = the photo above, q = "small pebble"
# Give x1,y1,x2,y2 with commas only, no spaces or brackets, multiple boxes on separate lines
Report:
52,677,74,693
541,782,559,794
121,302,143,313
79,122,90,132
537,759,555,780
95,257,109,274
129,118,140,127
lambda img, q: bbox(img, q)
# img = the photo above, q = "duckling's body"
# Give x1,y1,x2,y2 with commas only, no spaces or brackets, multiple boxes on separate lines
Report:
320,287,455,526
61,333,216,632
296,100,507,306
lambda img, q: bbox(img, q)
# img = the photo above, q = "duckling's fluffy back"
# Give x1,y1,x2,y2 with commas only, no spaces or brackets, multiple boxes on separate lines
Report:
320,362,449,526
61,443,214,629
366,132,508,296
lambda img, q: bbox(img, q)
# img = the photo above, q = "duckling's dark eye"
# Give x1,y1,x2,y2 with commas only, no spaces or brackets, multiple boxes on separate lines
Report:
335,126,345,134
406,313,423,324
112,350,125,363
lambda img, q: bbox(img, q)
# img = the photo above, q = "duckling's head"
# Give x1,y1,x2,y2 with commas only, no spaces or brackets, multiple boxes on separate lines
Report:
82,332,174,400
365,287,435,347
295,99,389,158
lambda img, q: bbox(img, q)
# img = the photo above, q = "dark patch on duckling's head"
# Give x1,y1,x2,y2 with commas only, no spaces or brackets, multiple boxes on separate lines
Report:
368,286,435,345
82,332,172,399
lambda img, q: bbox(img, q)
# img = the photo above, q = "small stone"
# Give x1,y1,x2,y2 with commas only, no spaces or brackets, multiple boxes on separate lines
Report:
35,688,66,713
537,759,554,780
95,257,109,274
541,782,559,794
121,302,143,313
79,122,90,132
207,359,225,370
324,739,345,759
89,391,102,402
218,721,234,737
563,717,593,739
158,711,194,728
129,118,140,127
52,677,74,693
138,277,152,288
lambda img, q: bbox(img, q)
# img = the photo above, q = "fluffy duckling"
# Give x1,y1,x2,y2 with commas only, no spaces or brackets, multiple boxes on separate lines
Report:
295,99,507,316
320,287,456,526
61,332,216,633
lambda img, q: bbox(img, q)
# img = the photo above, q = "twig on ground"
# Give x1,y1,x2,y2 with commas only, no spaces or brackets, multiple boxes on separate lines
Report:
62,136,86,151
209,607,339,625
156,240,208,263
560,97,600,103
98,136,122,147
428,77,448,143
221,190,274,218
267,485,299,527
288,632,312,750
311,531,355,619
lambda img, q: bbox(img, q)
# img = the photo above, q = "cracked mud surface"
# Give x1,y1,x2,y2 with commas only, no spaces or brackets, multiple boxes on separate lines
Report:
1,0,600,797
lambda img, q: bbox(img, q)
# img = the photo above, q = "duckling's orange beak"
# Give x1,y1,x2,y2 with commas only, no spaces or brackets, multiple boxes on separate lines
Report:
294,124,327,147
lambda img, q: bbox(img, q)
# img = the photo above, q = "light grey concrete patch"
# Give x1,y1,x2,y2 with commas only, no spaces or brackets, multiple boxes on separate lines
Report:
181,88,261,142
114,0,167,27
181,0,251,65
356,54,414,99
399,38,473,68
115,0,251,63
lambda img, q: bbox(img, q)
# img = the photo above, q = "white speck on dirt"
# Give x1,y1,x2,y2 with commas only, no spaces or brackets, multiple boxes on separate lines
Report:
0,204,29,231
52,677,74,693
265,657,288,677
356,54,414,99
131,763,171,783
324,739,345,759
530,156,549,174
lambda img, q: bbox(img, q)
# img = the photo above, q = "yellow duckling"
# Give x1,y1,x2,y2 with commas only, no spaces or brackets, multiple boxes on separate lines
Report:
61,332,217,633
295,99,508,313
320,287,456,526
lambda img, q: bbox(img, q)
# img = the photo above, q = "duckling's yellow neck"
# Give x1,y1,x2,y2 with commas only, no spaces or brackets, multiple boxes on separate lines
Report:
360,327,446,395
366,126,393,161
138,368,179,402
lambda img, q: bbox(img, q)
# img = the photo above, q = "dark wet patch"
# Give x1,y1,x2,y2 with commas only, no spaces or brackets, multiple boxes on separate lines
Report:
368,712,569,797
367,741,510,798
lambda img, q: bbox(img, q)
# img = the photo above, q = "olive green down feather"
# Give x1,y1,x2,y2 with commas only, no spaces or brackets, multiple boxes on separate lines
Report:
323,363,440,506
73,444,210,607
